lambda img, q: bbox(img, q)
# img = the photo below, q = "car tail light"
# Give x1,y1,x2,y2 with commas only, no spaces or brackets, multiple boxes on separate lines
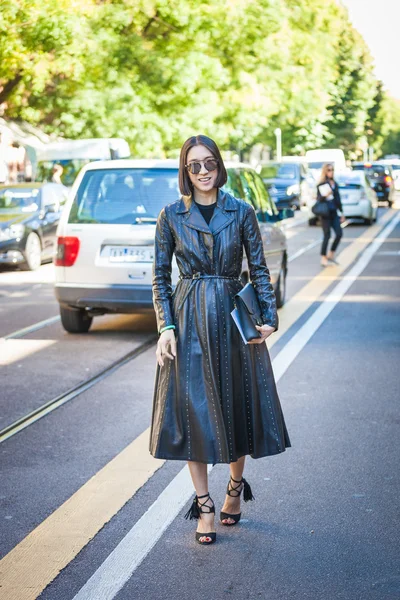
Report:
384,176,392,186
55,236,80,266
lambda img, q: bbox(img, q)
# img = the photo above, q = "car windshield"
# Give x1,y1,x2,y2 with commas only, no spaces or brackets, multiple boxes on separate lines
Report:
364,165,386,177
0,188,41,212
308,161,333,169
69,168,181,224
259,163,297,180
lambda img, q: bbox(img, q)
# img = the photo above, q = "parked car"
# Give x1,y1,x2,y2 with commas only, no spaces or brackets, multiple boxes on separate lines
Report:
352,162,395,206
0,182,68,270
337,172,378,224
378,159,400,192
257,161,315,209
54,159,293,333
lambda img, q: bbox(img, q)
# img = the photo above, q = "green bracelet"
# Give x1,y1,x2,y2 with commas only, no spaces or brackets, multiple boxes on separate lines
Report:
159,325,176,335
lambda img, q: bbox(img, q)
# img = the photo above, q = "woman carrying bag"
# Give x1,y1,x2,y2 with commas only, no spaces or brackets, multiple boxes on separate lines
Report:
150,135,291,546
315,163,345,267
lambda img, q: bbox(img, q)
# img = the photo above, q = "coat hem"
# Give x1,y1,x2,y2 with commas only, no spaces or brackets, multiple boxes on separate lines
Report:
149,445,290,465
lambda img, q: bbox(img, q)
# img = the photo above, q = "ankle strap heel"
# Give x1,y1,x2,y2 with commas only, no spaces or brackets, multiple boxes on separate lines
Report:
227,477,255,502
184,492,216,545
220,476,254,526
184,492,215,520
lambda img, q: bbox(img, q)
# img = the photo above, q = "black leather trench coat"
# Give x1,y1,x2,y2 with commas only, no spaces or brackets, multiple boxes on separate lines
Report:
149,188,291,464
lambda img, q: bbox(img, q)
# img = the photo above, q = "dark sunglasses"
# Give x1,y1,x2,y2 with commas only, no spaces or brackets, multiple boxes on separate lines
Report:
185,158,219,175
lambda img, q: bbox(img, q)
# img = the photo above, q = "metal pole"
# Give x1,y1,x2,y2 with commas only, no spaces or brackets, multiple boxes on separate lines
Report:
274,128,282,161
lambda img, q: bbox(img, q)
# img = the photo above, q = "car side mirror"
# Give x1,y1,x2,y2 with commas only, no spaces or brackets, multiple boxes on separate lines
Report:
282,208,295,219
270,208,294,221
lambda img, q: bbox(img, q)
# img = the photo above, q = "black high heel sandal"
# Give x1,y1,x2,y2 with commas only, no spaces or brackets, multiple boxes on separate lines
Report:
184,492,216,545
220,476,254,526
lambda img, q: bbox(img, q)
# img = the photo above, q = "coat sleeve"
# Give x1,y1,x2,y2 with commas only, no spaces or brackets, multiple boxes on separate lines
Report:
243,204,279,331
152,207,175,333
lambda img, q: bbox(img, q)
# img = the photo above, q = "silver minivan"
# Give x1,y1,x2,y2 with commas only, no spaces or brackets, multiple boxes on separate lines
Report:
54,159,292,332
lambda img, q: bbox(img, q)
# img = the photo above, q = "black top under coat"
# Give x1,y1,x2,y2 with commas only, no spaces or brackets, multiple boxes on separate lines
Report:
194,200,216,225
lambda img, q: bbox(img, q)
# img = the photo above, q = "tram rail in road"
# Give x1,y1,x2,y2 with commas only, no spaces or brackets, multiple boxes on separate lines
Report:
0,335,157,444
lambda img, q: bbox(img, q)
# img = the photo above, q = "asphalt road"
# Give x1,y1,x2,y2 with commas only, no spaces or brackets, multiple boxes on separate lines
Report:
0,206,399,600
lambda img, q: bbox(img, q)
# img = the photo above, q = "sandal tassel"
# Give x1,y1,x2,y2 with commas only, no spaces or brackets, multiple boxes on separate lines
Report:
242,478,255,502
184,495,200,520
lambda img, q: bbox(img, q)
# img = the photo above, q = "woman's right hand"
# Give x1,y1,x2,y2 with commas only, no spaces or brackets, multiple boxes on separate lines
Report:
156,329,176,367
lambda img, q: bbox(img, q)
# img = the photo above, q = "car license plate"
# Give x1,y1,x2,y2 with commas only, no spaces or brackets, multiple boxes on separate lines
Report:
107,246,154,263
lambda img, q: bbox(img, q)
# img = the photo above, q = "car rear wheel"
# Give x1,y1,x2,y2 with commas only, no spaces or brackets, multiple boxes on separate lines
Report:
364,217,373,226
21,232,42,271
275,261,286,309
60,306,93,334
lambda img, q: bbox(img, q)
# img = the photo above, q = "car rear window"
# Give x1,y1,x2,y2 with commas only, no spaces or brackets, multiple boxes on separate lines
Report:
69,168,181,224
0,187,41,212
337,181,361,189
364,165,386,176
259,163,297,180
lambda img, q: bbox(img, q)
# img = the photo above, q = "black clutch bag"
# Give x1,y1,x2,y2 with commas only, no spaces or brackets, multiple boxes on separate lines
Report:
231,282,263,343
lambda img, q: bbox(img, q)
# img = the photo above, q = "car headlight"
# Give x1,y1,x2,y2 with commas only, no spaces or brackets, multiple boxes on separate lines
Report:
0,224,25,241
286,184,300,196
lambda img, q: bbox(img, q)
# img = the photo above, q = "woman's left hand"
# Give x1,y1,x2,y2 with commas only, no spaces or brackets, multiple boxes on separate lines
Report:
248,324,276,344
339,215,345,223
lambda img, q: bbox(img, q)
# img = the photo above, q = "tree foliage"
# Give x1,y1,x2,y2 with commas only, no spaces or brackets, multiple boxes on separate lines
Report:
0,0,396,157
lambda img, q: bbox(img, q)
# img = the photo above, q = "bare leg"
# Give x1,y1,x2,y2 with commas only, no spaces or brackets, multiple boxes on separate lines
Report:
220,456,246,524
187,461,215,542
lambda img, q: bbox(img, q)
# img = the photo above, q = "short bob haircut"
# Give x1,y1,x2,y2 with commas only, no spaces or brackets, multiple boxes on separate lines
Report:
178,135,228,196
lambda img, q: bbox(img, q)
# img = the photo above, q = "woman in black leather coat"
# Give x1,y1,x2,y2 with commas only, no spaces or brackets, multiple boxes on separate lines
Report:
150,135,290,545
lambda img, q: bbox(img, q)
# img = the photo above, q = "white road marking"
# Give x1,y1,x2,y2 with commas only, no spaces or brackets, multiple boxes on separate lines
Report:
72,464,212,600
71,210,400,600
4,315,60,340
273,210,400,381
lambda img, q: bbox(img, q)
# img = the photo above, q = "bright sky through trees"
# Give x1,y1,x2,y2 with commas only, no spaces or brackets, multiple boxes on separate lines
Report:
342,0,400,99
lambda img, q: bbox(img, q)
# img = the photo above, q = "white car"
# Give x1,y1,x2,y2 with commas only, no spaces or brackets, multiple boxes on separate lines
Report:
54,159,292,333
306,171,378,226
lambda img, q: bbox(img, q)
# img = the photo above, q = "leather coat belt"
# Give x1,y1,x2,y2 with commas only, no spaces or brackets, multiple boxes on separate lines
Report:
176,273,240,313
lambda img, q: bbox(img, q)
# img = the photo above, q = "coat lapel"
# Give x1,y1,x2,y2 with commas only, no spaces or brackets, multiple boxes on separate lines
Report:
177,189,237,236
176,189,238,270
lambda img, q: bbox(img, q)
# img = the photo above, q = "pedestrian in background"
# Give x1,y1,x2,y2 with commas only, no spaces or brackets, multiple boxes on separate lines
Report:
150,135,291,546
317,163,345,267
51,164,63,184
